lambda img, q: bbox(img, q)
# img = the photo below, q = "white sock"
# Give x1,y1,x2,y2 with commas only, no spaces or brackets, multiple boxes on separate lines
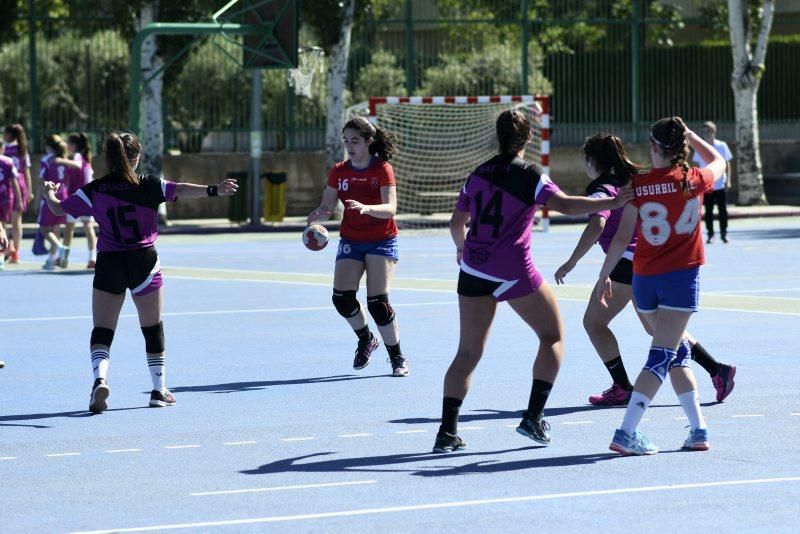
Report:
49,249,58,261
678,390,706,430
91,349,109,381
147,354,166,391
620,391,652,434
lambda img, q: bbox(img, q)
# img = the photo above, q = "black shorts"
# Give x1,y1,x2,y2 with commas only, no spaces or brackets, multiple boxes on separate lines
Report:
457,269,502,298
609,257,633,286
93,247,163,296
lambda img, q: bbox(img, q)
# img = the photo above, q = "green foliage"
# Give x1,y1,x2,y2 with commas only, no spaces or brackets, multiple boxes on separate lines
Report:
353,49,405,102
418,42,552,96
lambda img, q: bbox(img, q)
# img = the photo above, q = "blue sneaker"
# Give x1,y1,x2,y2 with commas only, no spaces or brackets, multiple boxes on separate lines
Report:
682,427,710,451
609,428,659,456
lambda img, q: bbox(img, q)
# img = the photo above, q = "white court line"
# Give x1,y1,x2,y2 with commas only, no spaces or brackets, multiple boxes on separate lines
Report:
731,414,764,418
69,476,800,533
106,449,142,454
164,445,201,449
224,441,257,446
46,452,80,457
562,421,594,425
458,426,483,430
0,301,457,324
339,433,372,438
281,437,316,442
395,430,427,434
705,287,800,296
190,480,377,497
675,417,689,420
0,456,17,460
792,413,800,416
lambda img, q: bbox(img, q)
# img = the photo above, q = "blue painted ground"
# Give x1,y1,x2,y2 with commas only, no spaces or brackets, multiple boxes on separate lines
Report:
1,217,799,533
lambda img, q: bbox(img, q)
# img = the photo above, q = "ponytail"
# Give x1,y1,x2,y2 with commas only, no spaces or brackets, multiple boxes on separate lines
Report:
103,131,140,185
583,133,646,186
4,124,28,159
44,134,67,158
342,117,398,162
68,132,92,163
492,109,532,184
651,116,691,195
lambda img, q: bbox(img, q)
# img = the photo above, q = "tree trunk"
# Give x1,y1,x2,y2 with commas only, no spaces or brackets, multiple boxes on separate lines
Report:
728,0,775,205
324,0,355,170
136,1,164,179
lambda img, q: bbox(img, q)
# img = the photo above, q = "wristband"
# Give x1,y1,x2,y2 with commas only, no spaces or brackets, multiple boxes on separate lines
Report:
207,185,219,197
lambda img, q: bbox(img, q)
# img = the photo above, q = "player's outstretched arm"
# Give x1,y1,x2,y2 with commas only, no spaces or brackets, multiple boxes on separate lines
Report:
546,183,634,216
596,203,637,307
555,216,605,285
686,128,726,182
54,158,81,169
175,178,238,198
307,186,338,224
41,181,66,216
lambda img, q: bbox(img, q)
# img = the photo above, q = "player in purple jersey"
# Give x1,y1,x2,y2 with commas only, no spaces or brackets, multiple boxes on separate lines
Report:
55,133,98,269
3,124,34,263
0,220,7,366
37,135,70,270
0,154,22,271
432,109,634,453
555,134,736,405
42,132,238,414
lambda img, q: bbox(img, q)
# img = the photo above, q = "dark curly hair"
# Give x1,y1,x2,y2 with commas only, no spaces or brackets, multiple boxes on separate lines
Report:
343,117,399,162
582,133,645,186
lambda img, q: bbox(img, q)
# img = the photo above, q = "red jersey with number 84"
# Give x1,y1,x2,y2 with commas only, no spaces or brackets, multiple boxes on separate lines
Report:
632,166,714,276
326,157,398,243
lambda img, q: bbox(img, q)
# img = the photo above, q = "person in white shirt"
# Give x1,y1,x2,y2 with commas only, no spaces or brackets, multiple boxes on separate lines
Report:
692,121,733,243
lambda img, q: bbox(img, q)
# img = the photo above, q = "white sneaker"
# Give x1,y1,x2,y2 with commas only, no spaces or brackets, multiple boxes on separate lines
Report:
42,258,57,270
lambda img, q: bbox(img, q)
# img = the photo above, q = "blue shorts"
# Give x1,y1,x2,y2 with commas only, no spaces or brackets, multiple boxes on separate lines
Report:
632,267,700,314
336,236,399,262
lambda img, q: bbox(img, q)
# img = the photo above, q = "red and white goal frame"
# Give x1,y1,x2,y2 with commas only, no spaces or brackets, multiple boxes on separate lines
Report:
367,95,551,230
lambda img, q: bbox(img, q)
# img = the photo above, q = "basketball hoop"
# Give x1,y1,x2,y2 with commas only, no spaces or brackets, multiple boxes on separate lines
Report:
288,46,325,98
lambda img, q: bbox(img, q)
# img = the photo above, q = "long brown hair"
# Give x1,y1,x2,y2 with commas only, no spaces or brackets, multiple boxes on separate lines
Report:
582,133,645,186
68,132,92,164
103,132,140,185
651,116,691,194
343,117,399,161
492,109,531,183
4,124,28,159
44,134,68,158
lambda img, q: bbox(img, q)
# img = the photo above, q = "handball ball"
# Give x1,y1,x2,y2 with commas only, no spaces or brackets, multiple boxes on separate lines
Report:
303,224,329,251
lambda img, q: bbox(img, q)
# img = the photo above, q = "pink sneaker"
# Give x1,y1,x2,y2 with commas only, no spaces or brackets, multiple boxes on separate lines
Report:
712,363,736,402
589,383,632,406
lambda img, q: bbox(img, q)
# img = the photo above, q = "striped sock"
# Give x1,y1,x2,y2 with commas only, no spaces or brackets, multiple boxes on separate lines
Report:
91,349,109,381
147,355,166,391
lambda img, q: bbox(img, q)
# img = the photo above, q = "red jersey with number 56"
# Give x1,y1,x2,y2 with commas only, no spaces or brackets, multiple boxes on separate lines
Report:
326,157,397,243
632,166,714,276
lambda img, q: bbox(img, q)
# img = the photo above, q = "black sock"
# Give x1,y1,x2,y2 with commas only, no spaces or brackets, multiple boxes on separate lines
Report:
440,397,462,435
604,356,633,390
526,379,553,422
354,325,371,343
691,342,719,376
386,343,402,358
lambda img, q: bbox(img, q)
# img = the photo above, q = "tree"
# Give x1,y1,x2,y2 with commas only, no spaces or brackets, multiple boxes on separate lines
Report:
135,1,164,179
727,0,775,205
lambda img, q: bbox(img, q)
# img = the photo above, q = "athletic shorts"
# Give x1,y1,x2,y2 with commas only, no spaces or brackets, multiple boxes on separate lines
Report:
609,257,633,286
38,200,66,227
93,247,163,297
66,214,94,224
457,261,544,302
336,236,399,262
632,267,700,314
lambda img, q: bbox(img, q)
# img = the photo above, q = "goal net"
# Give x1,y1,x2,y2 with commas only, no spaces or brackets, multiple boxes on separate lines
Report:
346,95,551,230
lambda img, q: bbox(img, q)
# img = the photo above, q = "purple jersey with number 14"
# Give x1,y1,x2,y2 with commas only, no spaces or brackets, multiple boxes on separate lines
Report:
60,174,177,252
456,155,560,289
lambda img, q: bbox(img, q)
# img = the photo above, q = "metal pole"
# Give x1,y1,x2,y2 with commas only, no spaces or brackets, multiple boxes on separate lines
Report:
250,69,263,227
631,0,641,143
405,0,415,96
27,0,38,152
521,0,529,94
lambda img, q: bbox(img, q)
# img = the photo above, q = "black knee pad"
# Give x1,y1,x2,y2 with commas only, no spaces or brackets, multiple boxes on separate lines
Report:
90,327,115,347
141,321,165,353
367,293,395,326
332,289,360,318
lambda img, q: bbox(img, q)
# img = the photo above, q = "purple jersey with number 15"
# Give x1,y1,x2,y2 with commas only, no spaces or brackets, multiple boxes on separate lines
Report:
60,174,177,252
456,155,560,283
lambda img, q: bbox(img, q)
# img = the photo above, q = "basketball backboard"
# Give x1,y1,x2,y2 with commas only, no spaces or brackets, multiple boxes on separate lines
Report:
213,0,298,69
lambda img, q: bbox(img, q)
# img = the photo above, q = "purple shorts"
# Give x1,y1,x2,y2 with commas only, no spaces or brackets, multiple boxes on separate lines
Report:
457,261,544,301
37,200,66,227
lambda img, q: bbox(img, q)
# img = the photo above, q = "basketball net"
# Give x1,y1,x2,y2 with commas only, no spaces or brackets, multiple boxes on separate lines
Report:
288,46,325,98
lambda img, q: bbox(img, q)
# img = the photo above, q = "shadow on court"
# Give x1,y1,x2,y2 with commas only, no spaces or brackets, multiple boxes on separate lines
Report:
169,374,387,394
388,404,682,425
0,406,149,422
0,423,51,429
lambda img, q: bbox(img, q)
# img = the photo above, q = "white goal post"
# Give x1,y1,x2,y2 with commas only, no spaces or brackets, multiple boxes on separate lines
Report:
347,95,551,230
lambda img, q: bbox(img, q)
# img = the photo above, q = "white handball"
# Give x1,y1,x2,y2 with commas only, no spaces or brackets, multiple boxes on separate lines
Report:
303,224,329,251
